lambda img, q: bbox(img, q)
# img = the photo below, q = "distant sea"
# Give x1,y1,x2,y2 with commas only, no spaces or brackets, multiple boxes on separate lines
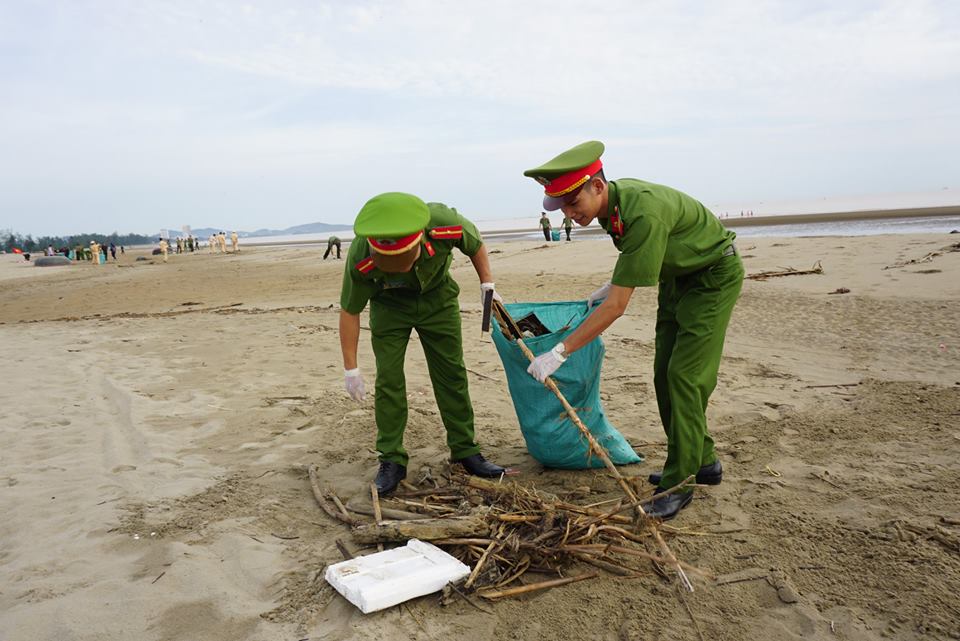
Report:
731,214,960,238
236,188,960,246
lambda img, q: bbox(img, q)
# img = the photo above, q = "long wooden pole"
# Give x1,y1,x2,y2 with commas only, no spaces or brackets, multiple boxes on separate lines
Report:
491,301,693,591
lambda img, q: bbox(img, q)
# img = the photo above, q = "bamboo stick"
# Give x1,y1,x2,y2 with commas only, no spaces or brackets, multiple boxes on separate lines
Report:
464,540,498,589
370,484,384,552
478,572,598,599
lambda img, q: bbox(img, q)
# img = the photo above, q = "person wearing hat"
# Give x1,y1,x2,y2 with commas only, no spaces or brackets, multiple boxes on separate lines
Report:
523,141,743,520
339,192,506,494
561,214,574,241
539,212,552,241
89,240,101,265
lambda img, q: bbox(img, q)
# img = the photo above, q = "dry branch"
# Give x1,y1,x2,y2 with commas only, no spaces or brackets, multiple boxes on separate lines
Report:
747,261,823,281
478,572,598,599
351,514,490,544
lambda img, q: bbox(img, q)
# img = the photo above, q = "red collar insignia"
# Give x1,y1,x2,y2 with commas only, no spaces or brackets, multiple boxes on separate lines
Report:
610,206,624,237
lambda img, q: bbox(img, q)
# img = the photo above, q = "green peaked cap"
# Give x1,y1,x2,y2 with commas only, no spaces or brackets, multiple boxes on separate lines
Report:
354,192,430,238
523,140,605,180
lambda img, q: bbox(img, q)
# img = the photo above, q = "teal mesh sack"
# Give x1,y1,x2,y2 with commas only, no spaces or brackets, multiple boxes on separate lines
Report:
491,301,642,469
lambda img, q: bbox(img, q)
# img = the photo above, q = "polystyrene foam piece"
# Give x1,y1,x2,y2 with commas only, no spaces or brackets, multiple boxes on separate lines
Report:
324,539,471,613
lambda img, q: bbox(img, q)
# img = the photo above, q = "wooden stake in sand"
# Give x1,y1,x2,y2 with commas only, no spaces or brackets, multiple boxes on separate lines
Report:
370,483,385,552
491,301,693,592
478,571,598,599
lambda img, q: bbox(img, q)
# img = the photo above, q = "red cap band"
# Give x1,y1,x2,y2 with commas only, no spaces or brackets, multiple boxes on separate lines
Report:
543,159,603,197
368,231,423,255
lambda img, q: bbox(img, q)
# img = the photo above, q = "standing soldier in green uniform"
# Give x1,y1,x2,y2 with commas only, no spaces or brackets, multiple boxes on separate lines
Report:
523,141,743,520
339,192,506,494
561,214,574,241
538,212,552,241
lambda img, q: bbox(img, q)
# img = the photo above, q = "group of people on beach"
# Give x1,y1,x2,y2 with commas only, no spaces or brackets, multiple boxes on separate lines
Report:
154,231,239,263
337,140,743,522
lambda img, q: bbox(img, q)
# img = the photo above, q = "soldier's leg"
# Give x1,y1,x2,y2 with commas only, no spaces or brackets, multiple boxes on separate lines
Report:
370,301,414,466
658,256,744,491
415,288,481,461
323,246,331,260
653,280,679,442
335,243,341,259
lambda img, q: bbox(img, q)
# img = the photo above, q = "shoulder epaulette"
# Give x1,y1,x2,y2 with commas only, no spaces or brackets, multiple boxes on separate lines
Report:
355,256,375,274
429,225,463,240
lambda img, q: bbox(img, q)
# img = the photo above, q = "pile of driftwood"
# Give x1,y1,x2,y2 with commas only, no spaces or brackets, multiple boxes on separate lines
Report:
309,300,702,603
883,242,960,270
309,465,705,602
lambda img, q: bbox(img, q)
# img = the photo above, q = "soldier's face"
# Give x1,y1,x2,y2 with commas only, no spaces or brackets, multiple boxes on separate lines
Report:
560,178,605,226
372,244,421,273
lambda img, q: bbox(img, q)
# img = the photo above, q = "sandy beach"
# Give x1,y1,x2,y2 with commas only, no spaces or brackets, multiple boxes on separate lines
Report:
1,232,959,641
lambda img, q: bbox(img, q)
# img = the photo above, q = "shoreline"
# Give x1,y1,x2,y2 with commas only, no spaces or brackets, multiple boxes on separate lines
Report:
720,204,960,228
241,204,960,247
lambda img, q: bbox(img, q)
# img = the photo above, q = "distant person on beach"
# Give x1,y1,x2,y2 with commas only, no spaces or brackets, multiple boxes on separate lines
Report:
539,212,552,241
231,231,239,253
338,192,505,495
219,232,227,253
562,214,574,241
208,234,216,254
89,241,101,265
523,141,742,521
324,235,342,260
159,238,169,263
109,242,117,260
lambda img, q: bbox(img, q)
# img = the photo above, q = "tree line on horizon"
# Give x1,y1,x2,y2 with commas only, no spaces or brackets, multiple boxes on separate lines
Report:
1,229,155,253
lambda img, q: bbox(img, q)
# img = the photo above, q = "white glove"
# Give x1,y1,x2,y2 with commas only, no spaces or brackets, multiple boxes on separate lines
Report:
586,281,612,308
344,368,366,402
480,282,504,307
527,343,567,383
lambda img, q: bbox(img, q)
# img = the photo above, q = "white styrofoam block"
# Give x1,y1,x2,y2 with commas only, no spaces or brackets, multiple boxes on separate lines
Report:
325,539,471,613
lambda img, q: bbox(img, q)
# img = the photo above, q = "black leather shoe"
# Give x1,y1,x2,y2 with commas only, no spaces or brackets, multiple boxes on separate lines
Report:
454,453,505,478
648,460,722,487
374,461,406,495
646,490,693,520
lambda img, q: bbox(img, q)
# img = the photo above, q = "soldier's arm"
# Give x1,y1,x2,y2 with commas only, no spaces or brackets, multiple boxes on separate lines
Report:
339,310,361,370
561,285,634,354
468,244,494,283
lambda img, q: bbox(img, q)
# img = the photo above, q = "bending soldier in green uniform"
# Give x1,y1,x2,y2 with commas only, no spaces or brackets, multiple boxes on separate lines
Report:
523,141,743,520
339,192,506,494
324,235,342,260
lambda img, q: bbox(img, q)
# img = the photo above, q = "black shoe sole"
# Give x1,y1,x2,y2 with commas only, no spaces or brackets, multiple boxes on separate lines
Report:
648,470,722,487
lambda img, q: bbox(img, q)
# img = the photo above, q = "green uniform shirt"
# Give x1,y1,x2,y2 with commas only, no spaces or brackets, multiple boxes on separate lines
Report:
340,203,483,314
562,216,573,229
600,179,735,287
540,217,551,229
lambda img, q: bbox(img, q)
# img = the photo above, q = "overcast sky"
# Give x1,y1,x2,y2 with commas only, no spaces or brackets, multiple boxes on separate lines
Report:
2,1,958,237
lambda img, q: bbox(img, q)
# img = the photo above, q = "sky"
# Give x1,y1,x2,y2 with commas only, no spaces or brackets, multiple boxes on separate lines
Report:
1,0,959,237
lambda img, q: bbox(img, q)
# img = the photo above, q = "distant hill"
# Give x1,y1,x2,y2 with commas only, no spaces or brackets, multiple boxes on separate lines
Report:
180,222,352,238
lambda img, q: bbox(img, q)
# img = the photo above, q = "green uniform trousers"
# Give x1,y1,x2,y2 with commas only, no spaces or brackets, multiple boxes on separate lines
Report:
654,252,744,491
369,278,481,467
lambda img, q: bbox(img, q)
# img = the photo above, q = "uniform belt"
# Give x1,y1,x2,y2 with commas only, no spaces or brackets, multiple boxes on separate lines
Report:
722,244,737,257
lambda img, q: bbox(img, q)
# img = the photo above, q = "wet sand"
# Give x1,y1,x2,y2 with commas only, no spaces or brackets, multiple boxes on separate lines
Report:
1,233,958,640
